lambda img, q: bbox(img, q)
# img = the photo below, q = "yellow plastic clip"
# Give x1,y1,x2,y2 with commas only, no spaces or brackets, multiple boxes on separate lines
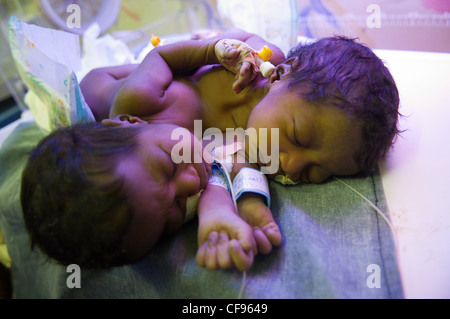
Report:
256,45,273,62
151,34,161,47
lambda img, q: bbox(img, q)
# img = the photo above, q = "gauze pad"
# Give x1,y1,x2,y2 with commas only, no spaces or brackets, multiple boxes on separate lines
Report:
274,175,300,186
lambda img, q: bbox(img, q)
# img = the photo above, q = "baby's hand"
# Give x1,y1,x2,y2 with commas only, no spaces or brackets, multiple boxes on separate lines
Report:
214,39,258,94
196,207,257,271
237,193,282,254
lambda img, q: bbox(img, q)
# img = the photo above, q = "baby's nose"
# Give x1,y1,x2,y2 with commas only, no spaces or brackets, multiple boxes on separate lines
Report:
279,152,304,182
175,164,201,197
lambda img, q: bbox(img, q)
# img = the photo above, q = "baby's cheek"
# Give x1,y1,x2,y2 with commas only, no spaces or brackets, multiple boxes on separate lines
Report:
165,203,184,234
309,167,331,184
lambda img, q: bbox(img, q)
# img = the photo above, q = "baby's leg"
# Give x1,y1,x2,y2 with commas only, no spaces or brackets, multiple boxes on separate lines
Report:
237,193,282,254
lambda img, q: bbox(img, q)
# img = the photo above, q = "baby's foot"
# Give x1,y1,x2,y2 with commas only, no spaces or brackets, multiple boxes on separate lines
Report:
237,194,282,254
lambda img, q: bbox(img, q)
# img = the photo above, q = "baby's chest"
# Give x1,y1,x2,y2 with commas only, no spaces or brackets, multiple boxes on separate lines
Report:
195,68,252,130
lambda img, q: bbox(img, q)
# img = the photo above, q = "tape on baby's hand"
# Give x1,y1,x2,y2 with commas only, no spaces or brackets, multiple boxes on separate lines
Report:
233,167,270,206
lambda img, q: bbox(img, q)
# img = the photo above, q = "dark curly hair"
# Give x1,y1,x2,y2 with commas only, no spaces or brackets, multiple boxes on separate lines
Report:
20,123,143,269
286,36,400,173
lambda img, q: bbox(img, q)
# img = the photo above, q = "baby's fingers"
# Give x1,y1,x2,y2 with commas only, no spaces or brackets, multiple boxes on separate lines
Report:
196,241,207,268
232,63,257,94
197,231,237,270
229,239,254,271
196,232,219,270
254,226,283,254
253,227,273,254
222,47,239,62
217,232,232,269
239,61,253,76
204,232,220,269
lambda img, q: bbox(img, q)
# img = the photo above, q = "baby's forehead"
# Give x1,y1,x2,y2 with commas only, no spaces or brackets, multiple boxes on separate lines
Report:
307,105,362,157
117,145,172,202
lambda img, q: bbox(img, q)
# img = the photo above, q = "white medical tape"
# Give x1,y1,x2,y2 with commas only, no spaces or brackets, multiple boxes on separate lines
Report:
208,162,238,210
208,164,230,191
233,167,270,206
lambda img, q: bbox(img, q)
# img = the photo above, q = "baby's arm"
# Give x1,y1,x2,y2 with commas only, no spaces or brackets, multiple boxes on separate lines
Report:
196,155,282,271
231,161,282,254
236,193,282,254
196,184,256,271
153,28,284,75
80,64,138,120
110,29,285,117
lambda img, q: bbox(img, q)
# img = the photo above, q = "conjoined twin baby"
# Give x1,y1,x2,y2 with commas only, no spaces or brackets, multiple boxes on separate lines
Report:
22,29,398,272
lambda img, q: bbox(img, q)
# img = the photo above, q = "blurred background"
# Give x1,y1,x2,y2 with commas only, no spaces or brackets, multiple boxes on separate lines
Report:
0,0,449,128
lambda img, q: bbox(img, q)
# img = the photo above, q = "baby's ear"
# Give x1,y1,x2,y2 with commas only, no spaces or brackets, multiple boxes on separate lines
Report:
101,114,146,126
269,57,300,84
287,56,300,70
283,57,300,71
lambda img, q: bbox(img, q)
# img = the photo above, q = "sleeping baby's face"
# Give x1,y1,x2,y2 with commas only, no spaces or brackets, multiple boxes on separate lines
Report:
247,77,364,184
113,122,211,262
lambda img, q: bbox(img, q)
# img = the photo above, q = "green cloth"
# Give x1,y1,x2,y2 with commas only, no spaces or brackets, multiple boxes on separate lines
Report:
0,121,403,298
